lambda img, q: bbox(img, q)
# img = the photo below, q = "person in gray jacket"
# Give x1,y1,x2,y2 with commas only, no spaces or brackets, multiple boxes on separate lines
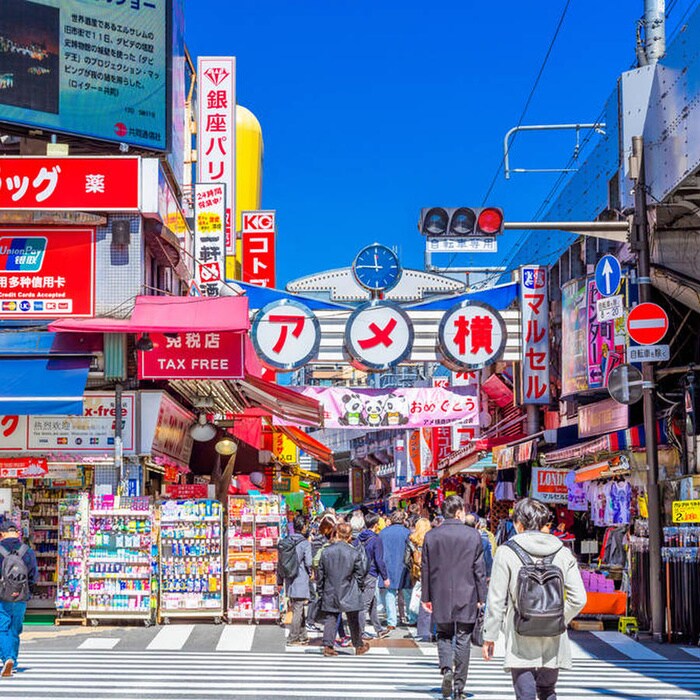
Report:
284,515,313,646
482,498,587,700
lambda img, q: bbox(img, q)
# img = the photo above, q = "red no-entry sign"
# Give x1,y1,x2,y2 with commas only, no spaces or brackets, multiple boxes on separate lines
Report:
626,303,669,345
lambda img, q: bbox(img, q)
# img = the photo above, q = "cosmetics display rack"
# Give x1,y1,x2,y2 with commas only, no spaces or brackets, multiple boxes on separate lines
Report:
86,495,154,625
158,499,224,623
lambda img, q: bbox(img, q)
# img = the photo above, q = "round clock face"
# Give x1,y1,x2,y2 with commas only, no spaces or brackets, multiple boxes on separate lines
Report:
352,244,401,292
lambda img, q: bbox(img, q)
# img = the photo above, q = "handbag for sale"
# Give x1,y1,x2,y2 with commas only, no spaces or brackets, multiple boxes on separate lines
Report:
471,606,485,646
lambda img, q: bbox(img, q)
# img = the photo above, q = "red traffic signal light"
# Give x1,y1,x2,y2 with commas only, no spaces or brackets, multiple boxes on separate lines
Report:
419,207,504,237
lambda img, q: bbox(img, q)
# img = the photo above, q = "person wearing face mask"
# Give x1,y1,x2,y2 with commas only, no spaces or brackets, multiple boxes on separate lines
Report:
421,495,487,700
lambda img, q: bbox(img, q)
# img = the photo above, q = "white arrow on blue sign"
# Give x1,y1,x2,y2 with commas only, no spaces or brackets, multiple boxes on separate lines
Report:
594,254,622,297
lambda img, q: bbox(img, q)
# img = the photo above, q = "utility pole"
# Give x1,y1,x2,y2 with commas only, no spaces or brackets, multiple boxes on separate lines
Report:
630,135,664,642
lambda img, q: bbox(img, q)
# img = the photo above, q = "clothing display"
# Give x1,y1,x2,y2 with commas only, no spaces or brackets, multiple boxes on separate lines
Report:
564,471,587,511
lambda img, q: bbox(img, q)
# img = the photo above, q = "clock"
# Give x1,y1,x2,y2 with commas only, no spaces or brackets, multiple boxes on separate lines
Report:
352,243,402,292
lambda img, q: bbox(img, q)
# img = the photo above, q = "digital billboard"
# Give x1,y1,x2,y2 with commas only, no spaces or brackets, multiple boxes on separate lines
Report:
0,0,169,150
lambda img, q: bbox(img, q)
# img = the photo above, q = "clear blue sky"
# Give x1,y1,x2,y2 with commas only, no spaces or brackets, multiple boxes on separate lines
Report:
185,0,697,286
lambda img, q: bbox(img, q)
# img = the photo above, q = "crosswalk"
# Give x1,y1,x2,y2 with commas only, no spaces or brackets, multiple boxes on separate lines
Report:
4,650,700,699
20,624,700,663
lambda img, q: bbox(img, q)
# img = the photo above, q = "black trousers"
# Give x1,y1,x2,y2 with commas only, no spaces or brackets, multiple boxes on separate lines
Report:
436,622,474,692
321,610,362,648
511,668,559,700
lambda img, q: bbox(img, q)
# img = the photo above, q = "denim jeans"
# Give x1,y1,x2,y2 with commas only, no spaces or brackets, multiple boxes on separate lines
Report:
511,668,559,700
381,588,399,627
0,601,26,664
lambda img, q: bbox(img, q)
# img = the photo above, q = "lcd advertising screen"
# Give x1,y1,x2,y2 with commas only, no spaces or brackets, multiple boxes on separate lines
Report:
0,0,169,149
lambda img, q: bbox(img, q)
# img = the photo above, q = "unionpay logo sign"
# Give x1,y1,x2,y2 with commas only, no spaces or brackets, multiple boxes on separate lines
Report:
0,237,47,272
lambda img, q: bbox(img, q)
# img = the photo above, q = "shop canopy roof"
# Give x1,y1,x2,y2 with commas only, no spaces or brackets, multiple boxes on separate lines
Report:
48,295,250,334
276,425,335,469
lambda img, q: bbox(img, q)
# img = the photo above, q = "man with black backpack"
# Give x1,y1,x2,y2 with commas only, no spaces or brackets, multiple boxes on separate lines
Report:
482,498,586,700
0,521,37,678
278,515,312,646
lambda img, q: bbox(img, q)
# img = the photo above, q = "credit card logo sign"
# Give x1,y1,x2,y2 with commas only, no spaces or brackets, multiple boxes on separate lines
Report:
2,301,16,311
0,237,47,272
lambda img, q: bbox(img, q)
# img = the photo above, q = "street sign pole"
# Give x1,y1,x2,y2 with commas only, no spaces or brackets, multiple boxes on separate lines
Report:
631,135,664,642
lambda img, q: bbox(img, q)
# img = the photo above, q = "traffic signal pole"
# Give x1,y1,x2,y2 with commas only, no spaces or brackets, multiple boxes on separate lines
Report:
630,135,664,642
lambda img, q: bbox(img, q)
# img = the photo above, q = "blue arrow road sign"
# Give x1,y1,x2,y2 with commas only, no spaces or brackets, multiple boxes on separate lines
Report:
595,254,622,297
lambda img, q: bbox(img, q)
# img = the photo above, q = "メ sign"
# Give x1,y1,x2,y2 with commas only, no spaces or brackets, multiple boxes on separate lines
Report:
594,254,622,297
607,363,643,405
626,303,669,345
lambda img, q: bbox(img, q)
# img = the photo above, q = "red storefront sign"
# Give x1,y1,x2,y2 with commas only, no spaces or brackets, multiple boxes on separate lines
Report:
0,227,95,318
242,229,276,288
165,484,208,499
138,332,245,380
0,157,140,210
0,457,48,478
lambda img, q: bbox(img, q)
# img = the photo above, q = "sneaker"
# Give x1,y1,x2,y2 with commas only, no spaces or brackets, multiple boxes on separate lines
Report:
287,639,310,646
306,622,321,632
361,632,375,640
441,669,453,700
355,642,371,656
1,660,13,678
377,628,391,639
338,636,352,647
453,692,467,700
323,646,339,657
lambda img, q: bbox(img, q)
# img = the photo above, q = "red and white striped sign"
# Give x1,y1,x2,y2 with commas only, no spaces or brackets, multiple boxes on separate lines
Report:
626,303,669,345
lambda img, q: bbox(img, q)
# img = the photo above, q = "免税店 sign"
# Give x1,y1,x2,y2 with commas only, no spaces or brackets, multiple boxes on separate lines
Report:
138,332,245,380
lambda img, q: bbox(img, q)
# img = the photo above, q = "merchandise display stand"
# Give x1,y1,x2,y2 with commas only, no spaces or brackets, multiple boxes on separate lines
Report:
158,499,224,624
226,496,256,622
55,492,89,624
253,496,284,623
86,495,154,625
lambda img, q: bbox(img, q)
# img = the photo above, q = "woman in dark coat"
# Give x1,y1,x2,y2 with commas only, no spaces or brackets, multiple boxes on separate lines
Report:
317,522,370,657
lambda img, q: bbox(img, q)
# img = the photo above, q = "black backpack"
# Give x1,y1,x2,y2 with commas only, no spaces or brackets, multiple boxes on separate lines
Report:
505,540,566,637
277,537,301,580
0,544,29,602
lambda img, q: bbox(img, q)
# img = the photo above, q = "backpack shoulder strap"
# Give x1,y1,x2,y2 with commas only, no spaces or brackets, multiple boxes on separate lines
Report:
17,544,28,558
542,545,563,565
0,545,9,558
503,540,534,566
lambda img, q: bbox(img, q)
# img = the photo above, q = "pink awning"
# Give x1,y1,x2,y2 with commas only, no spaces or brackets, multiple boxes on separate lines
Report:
48,295,250,334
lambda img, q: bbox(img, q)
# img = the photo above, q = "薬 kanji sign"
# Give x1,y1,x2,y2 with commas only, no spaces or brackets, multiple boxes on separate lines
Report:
137,331,245,380
520,265,550,404
252,300,321,371
437,301,507,371
345,301,414,371
197,57,235,254
194,183,226,297
0,157,140,210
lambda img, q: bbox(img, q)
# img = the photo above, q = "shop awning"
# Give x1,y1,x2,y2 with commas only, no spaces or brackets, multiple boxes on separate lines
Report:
48,295,250,333
276,425,335,469
391,483,431,501
0,331,95,415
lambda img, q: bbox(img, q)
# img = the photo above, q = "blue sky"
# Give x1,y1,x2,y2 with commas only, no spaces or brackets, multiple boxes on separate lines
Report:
185,1,697,286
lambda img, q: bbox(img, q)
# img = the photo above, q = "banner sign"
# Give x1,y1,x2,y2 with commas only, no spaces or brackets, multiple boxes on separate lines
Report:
561,278,588,396
138,332,244,380
0,1,168,149
520,266,550,404
28,392,136,452
586,278,625,389
672,499,700,523
578,397,629,439
0,157,140,210
165,484,208,499
193,183,226,297
0,457,48,478
242,219,276,289
530,467,568,504
288,386,479,429
197,57,235,253
0,227,94,318
272,432,299,465
148,393,194,469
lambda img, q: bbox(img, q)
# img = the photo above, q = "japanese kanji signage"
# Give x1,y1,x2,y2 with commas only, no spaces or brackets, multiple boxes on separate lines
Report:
252,300,321,371
193,183,226,297
197,56,235,254
0,157,140,210
0,1,168,150
0,227,94,318
241,211,276,288
437,301,507,371
451,371,480,450
137,332,244,380
586,278,626,389
520,265,550,404
0,457,48,479
287,386,479,430
272,431,299,465
345,301,414,372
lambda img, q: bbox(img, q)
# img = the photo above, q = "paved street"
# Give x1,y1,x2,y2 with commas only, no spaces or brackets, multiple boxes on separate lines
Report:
4,625,700,699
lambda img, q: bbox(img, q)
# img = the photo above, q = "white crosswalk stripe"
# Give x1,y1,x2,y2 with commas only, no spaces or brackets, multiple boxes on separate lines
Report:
4,651,700,699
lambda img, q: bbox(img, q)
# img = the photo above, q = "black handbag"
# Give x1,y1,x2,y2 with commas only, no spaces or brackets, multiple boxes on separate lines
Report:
471,606,485,646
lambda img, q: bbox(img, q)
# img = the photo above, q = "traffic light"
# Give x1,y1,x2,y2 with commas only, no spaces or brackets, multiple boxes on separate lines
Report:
419,207,504,237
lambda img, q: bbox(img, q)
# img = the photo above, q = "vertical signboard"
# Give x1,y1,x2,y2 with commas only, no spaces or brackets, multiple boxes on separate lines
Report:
561,278,588,396
241,211,276,288
586,278,626,389
197,57,235,256
193,183,226,297
520,266,550,404
451,370,480,450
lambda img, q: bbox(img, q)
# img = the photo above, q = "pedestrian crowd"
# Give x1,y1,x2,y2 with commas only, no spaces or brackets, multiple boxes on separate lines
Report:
280,496,586,700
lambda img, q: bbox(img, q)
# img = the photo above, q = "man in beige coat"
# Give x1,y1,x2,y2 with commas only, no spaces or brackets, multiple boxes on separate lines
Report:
482,498,586,700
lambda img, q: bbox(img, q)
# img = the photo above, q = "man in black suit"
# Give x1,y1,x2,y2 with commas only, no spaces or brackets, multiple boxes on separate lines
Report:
421,495,487,700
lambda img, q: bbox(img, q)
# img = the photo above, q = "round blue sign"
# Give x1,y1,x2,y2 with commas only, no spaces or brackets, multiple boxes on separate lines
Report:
595,254,622,297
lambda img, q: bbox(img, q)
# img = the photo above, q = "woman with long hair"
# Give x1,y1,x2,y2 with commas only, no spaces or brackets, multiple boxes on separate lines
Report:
406,517,432,640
